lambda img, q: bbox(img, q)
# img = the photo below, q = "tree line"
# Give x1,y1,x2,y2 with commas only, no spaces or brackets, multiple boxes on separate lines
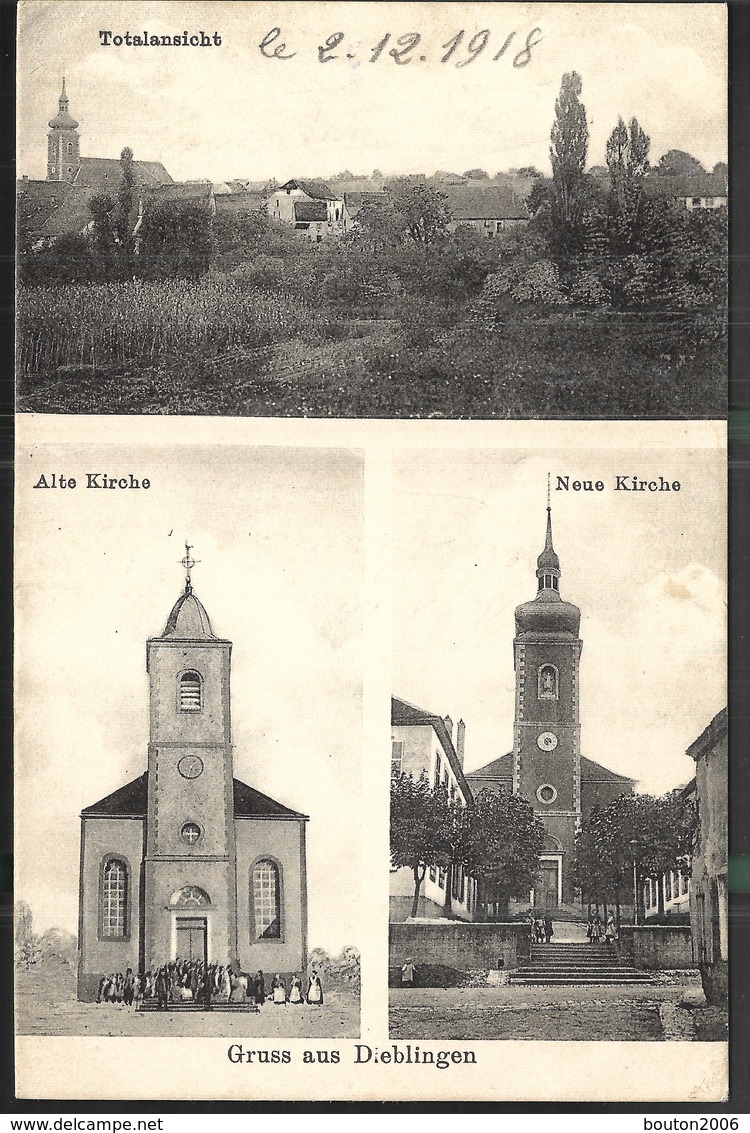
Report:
391,772,696,924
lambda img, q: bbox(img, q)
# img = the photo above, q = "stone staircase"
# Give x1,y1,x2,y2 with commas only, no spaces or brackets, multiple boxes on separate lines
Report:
511,942,658,986
138,999,259,1012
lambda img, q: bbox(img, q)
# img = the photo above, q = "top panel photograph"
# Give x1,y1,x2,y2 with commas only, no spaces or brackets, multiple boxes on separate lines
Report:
16,1,727,419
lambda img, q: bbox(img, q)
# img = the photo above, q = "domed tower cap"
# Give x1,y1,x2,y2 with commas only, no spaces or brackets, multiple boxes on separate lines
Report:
49,77,79,130
158,543,220,640
514,504,580,637
161,584,216,639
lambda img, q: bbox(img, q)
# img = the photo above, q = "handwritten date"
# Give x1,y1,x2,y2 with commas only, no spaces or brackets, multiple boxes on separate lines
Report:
259,27,543,68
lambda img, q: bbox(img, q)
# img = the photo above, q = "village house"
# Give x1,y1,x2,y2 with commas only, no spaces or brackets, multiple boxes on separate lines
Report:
442,185,530,236
390,697,478,923
267,179,348,242
644,171,728,212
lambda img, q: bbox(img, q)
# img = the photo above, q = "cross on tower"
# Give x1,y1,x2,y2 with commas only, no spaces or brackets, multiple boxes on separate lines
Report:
180,543,200,590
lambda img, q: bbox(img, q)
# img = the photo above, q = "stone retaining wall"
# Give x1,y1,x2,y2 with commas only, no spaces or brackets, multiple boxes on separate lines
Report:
617,924,695,970
389,920,531,972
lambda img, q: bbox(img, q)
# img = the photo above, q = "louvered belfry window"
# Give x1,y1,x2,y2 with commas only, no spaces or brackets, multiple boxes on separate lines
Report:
180,670,202,712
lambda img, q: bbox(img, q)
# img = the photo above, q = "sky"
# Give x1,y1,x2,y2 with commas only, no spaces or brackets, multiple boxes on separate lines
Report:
392,443,726,796
17,1,727,183
15,443,363,955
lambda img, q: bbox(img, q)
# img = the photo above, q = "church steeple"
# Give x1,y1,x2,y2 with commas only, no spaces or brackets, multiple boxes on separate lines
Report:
536,506,561,593
47,77,80,182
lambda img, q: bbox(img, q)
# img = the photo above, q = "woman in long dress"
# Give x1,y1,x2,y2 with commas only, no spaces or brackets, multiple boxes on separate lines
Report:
307,970,324,1006
272,974,287,1005
253,971,266,1005
289,975,303,1004
605,913,618,945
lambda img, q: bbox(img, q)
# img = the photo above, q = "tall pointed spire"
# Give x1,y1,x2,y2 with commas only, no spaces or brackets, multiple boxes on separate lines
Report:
536,496,560,591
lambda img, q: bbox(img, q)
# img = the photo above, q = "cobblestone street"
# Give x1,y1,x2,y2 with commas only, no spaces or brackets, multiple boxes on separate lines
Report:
389,974,707,1041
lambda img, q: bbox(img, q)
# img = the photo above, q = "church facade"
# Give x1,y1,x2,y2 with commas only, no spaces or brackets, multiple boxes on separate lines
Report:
77,561,308,1000
467,508,634,912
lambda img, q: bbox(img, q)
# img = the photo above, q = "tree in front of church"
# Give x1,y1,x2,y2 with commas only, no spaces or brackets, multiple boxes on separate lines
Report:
573,790,696,923
469,790,546,920
115,147,136,257
15,900,41,969
390,773,453,918
138,200,213,279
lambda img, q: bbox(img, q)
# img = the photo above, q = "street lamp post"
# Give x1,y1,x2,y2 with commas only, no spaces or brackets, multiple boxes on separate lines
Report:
629,839,639,926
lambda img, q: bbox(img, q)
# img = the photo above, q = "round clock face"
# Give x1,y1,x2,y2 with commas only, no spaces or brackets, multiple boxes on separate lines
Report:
178,755,204,780
537,731,558,751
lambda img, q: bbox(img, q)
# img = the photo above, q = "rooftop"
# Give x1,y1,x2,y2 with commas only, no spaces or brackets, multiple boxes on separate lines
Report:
82,772,308,820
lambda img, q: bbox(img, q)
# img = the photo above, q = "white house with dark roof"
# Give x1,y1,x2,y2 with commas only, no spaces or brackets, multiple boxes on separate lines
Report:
643,171,728,212
390,696,479,922
267,179,348,241
77,558,308,999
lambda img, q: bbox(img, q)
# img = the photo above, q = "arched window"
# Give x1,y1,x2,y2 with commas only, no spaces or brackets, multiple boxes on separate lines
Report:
538,663,559,700
100,858,128,939
179,670,202,712
252,859,281,940
67,142,73,154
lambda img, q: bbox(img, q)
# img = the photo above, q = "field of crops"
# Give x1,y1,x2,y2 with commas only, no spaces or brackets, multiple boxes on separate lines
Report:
17,276,311,378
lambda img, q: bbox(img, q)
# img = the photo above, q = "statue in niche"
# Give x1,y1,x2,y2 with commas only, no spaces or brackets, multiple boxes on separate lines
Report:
539,666,557,699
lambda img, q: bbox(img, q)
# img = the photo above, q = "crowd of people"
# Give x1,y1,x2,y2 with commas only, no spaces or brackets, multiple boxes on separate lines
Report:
95,960,325,1009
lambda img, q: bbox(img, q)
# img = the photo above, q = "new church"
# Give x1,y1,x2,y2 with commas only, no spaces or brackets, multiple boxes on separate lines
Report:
77,553,308,999
391,507,634,920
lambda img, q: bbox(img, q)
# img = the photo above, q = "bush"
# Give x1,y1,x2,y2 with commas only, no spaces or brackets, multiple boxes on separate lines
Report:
511,260,568,304
570,270,609,307
308,946,360,993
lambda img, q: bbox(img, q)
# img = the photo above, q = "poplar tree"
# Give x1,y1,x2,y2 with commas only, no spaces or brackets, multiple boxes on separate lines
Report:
606,116,651,252
548,71,589,254
116,146,136,255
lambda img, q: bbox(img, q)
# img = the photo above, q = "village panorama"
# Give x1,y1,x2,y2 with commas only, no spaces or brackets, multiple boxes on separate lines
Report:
17,73,726,419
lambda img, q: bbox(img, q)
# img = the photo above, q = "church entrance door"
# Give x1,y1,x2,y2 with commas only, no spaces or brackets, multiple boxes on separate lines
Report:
175,917,208,964
535,860,559,910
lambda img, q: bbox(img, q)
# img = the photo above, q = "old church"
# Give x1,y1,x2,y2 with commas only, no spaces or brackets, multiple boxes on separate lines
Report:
77,554,308,999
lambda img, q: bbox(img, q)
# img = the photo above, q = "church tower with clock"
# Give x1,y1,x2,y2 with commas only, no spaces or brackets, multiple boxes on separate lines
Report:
467,506,634,913
512,507,582,908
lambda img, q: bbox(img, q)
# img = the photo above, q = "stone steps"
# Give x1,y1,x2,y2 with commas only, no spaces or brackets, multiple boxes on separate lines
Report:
513,975,658,985
138,1000,260,1012
511,943,657,986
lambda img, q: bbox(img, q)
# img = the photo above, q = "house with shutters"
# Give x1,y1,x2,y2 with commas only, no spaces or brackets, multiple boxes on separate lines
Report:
77,553,308,1000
